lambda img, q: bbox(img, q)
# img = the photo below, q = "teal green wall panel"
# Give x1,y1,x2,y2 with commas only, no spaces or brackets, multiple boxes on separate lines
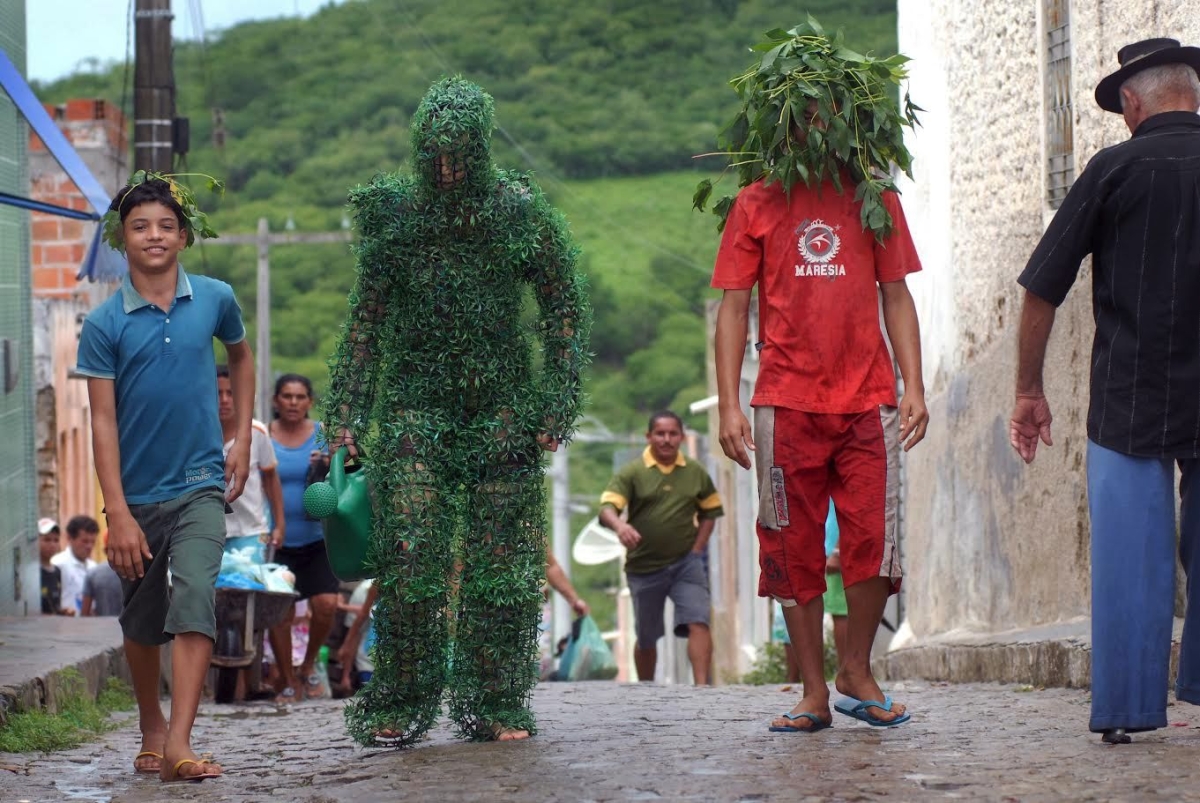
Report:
0,0,38,616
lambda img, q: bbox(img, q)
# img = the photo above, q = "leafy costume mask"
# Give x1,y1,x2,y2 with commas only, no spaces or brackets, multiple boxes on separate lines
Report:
324,77,591,746
694,18,920,241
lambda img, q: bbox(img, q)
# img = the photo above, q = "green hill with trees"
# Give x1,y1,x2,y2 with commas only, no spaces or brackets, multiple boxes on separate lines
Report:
36,0,897,628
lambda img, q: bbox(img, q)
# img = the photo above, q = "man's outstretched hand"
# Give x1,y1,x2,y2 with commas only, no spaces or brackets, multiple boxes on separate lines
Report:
1010,393,1053,464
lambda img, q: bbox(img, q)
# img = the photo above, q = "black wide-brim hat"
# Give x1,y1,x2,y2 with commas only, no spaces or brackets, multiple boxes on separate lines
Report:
1095,37,1200,113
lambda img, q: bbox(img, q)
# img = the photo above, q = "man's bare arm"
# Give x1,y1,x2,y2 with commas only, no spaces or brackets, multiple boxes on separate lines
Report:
879,279,928,451
1010,290,1057,463
715,289,755,469
546,549,588,616
599,505,641,549
261,465,285,548
88,378,152,580
224,339,255,502
1015,289,1056,396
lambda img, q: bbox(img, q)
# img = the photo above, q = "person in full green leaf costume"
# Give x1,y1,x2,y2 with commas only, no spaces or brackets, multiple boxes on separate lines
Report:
324,77,591,747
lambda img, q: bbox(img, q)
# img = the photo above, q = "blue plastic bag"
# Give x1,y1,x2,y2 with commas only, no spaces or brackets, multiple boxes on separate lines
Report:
215,571,265,591
558,615,618,681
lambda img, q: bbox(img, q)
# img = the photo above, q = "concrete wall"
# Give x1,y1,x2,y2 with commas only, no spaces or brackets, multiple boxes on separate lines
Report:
895,0,1200,646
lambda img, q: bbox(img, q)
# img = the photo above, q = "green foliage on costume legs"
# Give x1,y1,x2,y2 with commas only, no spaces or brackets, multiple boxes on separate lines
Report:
446,480,546,741
343,592,451,747
341,462,455,748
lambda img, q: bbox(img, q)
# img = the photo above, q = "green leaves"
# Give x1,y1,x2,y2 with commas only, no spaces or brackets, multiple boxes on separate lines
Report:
101,170,226,251
692,178,713,212
694,17,921,241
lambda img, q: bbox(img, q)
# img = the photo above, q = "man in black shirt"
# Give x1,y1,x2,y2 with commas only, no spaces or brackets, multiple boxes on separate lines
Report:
1011,38,1200,745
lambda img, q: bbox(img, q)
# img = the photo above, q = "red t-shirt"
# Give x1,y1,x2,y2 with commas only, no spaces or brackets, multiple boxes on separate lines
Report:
711,178,921,414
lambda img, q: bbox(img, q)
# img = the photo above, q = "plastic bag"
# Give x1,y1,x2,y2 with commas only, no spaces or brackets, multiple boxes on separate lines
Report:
559,615,618,681
215,571,265,591
220,548,259,580
259,563,297,593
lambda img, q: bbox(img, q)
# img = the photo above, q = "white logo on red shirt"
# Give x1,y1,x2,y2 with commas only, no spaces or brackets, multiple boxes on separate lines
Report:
797,219,841,264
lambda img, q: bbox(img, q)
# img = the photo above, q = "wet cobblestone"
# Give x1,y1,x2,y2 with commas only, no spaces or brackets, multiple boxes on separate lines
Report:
4,680,1200,802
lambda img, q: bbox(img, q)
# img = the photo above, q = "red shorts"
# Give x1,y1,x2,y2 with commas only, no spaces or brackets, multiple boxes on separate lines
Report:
753,405,903,605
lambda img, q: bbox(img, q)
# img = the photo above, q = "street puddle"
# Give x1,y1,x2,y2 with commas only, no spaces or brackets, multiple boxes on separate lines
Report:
53,784,111,802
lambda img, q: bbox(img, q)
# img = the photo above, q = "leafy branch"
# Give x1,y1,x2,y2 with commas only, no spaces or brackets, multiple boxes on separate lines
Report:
102,170,226,251
693,16,922,240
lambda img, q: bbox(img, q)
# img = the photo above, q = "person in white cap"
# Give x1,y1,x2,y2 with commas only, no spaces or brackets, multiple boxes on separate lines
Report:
39,518,72,616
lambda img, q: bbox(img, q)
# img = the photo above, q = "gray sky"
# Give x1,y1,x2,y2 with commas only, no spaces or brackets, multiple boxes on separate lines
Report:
26,0,341,82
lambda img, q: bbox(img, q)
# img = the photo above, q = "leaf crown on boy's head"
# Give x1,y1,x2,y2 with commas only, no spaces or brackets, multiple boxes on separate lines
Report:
101,170,225,252
693,16,922,241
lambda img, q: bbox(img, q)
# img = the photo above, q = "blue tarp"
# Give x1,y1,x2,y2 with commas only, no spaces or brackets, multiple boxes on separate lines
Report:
0,46,126,280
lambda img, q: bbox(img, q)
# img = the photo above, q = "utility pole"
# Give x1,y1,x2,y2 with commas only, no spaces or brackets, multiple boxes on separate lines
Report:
214,220,354,421
550,446,572,644
134,0,175,172
255,218,270,421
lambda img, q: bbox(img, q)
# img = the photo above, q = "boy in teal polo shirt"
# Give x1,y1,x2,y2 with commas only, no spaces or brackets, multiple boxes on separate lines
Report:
76,176,253,783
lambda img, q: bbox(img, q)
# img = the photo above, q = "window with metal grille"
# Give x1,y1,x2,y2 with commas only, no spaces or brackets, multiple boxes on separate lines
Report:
1044,0,1074,209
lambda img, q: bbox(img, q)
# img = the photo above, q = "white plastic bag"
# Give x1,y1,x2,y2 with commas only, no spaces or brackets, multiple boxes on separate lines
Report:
259,563,296,593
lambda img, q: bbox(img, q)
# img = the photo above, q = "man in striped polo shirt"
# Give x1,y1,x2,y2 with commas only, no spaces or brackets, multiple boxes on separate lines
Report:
1012,38,1200,744
600,411,723,684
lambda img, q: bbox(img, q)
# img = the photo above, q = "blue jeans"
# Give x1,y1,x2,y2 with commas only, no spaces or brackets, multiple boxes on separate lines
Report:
1087,440,1200,732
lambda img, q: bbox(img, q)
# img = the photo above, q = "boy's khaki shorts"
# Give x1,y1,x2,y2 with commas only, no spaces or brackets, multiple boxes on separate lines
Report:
118,486,226,645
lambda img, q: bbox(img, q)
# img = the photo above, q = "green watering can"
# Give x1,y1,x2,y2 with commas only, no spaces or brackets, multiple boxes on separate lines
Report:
302,446,373,582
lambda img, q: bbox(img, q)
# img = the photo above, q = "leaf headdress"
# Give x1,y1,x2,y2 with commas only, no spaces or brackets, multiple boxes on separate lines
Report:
694,17,922,241
102,170,225,251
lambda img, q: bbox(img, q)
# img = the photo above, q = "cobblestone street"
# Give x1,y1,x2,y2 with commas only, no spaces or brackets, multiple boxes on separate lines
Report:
5,680,1200,802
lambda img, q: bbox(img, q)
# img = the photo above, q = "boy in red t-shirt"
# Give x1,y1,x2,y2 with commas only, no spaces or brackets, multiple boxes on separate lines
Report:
712,109,928,732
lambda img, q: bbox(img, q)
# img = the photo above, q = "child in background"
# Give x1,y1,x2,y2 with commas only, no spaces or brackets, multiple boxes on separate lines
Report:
338,580,377,690
39,519,71,616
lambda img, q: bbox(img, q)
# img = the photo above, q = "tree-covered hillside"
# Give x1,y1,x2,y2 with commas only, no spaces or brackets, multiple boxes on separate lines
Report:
41,0,897,186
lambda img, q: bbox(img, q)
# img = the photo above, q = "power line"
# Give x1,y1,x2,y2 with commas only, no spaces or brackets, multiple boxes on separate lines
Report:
185,0,219,111
116,0,134,177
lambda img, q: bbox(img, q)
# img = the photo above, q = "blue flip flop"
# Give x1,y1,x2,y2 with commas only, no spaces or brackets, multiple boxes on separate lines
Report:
768,712,832,733
833,695,911,727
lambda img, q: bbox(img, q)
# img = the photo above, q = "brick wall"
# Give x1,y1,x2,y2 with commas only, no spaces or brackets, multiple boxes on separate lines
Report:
28,98,127,298
27,99,125,546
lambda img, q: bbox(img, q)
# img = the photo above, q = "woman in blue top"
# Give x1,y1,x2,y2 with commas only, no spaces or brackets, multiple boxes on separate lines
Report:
266,374,339,702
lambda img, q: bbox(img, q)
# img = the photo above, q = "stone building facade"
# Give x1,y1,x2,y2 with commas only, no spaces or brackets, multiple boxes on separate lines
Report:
887,0,1200,682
